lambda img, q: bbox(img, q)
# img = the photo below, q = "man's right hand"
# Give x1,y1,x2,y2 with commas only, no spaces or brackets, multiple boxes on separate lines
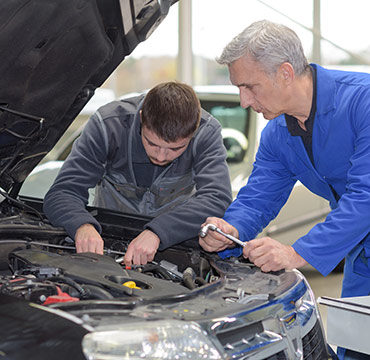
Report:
199,217,239,252
124,229,160,266
75,223,104,254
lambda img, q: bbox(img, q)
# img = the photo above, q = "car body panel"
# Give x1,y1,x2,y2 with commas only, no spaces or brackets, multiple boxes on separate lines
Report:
0,294,89,360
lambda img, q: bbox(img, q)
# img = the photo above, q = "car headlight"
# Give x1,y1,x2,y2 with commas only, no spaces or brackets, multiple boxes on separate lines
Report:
82,319,223,360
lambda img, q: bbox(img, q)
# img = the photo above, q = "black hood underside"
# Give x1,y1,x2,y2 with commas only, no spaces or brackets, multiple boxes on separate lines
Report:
0,0,176,193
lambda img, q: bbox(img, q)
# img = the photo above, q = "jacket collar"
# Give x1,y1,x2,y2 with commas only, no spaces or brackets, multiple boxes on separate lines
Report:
130,99,151,163
311,63,336,116
276,64,336,127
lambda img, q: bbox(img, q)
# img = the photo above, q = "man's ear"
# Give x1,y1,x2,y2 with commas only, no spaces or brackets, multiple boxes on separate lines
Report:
279,62,294,84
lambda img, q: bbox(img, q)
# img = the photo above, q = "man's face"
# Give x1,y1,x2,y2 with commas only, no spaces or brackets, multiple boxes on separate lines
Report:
229,55,287,120
141,126,192,166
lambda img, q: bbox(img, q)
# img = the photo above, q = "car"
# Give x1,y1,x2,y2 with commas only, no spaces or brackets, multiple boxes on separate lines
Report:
0,1,331,359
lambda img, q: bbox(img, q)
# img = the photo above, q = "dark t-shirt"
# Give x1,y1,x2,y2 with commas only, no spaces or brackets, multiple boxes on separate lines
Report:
285,66,317,166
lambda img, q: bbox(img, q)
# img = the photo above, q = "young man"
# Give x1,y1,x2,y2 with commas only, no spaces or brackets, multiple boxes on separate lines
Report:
44,82,232,266
199,21,370,360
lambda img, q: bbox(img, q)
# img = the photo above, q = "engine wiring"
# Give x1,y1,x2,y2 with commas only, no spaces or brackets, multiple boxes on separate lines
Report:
0,237,219,304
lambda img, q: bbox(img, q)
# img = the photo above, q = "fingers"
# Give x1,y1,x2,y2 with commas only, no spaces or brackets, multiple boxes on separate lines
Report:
242,237,307,272
199,217,239,252
243,238,265,260
75,224,104,254
243,237,287,272
124,245,134,266
124,230,160,266
132,249,155,265
201,217,239,238
124,244,155,266
199,236,231,252
248,250,276,272
125,245,154,266
75,237,104,254
199,229,234,252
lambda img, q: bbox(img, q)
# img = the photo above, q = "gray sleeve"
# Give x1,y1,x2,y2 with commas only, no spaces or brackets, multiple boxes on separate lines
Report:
145,116,233,249
43,113,108,238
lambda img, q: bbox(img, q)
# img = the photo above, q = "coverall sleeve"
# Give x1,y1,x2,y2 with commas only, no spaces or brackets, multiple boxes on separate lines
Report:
219,123,296,258
43,114,108,238
293,88,370,276
145,118,233,250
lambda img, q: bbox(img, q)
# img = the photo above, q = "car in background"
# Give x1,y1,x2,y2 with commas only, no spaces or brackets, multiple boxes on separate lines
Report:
21,85,331,249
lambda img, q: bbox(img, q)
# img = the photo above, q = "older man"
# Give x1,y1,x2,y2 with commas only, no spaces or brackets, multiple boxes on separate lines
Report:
199,20,370,360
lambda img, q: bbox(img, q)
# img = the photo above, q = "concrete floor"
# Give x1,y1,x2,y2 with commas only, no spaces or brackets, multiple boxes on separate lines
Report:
301,267,344,351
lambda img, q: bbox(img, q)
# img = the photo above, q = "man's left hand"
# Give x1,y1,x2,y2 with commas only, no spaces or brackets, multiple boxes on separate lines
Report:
124,230,160,266
243,237,307,272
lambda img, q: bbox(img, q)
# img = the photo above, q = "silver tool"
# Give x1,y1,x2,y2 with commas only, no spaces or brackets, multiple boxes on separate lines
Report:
115,256,125,263
199,223,245,247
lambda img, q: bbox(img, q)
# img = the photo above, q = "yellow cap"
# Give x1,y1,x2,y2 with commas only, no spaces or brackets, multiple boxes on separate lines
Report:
122,281,141,289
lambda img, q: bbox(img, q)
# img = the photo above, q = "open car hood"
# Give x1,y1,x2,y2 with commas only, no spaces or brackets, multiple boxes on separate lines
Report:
0,0,177,194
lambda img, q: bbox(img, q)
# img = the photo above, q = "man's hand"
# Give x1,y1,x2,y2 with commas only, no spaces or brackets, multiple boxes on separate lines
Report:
124,230,160,266
199,217,239,252
75,223,104,254
244,237,307,272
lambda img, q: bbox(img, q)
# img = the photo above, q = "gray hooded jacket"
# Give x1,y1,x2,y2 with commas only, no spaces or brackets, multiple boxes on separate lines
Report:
43,95,232,249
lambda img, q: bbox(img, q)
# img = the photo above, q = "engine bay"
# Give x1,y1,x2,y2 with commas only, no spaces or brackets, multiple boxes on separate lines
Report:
0,200,326,360
0,240,219,304
0,199,295,313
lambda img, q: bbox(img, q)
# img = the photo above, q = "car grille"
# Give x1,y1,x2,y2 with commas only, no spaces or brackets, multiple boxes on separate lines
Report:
301,320,328,360
264,352,286,360
217,320,328,360
263,321,327,360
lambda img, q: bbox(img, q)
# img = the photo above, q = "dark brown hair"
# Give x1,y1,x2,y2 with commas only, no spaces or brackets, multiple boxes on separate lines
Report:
141,82,201,142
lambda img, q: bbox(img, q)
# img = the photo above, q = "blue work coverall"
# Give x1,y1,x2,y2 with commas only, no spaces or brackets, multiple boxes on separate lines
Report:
220,64,370,299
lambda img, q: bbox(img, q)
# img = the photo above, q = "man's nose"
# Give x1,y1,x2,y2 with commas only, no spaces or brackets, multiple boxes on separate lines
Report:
240,89,254,109
156,147,168,161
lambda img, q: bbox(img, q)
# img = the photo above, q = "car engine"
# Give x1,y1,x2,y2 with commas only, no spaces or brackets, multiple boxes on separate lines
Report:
0,198,330,360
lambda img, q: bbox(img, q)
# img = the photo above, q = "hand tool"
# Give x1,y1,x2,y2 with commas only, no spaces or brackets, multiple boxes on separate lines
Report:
199,223,245,247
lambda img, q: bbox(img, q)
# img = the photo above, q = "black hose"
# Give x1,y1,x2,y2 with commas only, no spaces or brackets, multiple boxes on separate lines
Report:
142,264,173,280
48,276,89,299
79,284,114,300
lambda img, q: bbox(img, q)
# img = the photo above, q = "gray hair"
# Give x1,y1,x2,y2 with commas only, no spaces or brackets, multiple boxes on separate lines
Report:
217,20,309,76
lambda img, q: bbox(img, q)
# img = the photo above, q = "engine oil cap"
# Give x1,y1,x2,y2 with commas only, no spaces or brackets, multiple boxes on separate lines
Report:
122,281,141,289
